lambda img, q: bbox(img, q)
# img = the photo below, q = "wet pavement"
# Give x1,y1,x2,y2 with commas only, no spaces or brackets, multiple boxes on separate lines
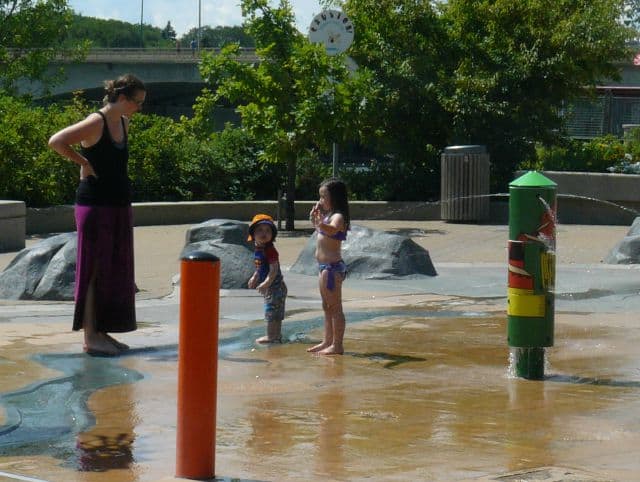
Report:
0,221,639,481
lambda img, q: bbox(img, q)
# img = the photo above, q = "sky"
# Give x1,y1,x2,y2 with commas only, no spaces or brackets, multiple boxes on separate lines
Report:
67,0,325,37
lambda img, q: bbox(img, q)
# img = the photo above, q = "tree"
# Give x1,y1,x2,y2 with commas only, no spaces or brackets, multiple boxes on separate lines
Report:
344,0,633,190
344,0,455,196
66,14,175,48
181,25,255,48
162,20,176,41
442,0,632,186
194,0,377,229
0,0,86,94
623,0,640,33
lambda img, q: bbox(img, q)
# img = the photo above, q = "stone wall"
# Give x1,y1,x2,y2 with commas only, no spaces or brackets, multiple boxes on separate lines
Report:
24,201,442,235
0,201,26,253
4,171,640,245
516,171,640,225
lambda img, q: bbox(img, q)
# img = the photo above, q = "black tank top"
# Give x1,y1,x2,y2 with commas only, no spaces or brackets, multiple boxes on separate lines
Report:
75,111,132,206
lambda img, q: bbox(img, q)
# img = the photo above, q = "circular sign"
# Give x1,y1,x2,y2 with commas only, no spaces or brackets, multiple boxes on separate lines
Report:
308,10,354,56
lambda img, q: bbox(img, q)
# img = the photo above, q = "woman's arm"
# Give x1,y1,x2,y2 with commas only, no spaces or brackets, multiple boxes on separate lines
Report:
48,114,102,177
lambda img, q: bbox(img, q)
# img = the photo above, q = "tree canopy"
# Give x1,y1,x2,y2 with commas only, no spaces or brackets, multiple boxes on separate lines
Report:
162,21,176,41
181,25,255,48
195,0,378,228
0,0,86,94
66,14,175,48
344,0,633,188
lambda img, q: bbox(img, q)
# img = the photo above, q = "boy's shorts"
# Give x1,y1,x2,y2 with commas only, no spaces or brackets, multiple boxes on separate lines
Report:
264,282,287,323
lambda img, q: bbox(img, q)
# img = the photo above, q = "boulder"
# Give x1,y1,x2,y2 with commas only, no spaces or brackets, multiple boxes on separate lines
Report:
0,233,76,300
604,217,640,264
180,239,254,289
185,218,252,248
290,224,437,278
33,236,77,300
178,220,257,289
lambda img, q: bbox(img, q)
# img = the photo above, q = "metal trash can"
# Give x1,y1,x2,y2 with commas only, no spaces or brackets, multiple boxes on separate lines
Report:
440,145,490,221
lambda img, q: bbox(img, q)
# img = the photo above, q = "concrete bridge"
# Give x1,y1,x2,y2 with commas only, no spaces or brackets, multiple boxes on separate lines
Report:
20,48,258,118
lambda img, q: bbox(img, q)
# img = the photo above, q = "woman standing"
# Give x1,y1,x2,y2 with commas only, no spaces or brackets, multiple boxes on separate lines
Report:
48,74,146,356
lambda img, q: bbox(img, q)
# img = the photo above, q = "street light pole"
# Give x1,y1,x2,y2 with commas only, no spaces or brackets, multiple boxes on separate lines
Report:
140,0,144,48
198,0,201,50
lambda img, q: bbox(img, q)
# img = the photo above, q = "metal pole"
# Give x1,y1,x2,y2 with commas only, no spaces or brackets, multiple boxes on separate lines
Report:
176,251,219,479
332,142,338,177
198,0,202,50
140,0,144,48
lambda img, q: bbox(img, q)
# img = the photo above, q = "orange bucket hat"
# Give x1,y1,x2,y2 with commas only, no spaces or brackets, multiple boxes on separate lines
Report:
248,214,277,241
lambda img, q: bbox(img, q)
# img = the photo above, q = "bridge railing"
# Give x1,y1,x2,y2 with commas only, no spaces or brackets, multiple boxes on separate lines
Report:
6,47,259,64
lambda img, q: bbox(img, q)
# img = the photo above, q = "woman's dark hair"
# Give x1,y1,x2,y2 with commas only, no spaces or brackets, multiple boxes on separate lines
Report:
103,73,146,104
321,177,350,230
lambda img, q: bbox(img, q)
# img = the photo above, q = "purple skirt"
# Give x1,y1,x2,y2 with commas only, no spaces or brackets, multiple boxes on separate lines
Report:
74,205,136,332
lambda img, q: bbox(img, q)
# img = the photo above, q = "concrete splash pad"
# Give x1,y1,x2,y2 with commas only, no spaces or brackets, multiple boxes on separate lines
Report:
0,266,639,481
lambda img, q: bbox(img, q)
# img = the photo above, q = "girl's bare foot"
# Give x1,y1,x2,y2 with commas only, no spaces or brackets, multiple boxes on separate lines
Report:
255,335,282,344
103,333,129,350
319,344,344,355
307,342,332,353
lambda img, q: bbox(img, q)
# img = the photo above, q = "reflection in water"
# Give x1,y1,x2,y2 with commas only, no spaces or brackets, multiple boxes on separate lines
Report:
76,432,135,472
350,352,426,369
74,364,137,474
246,346,297,462
247,398,296,456
315,362,346,481
505,379,555,472
0,352,143,471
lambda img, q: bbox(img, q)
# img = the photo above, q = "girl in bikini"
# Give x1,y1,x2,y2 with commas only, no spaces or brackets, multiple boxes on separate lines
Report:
307,178,350,355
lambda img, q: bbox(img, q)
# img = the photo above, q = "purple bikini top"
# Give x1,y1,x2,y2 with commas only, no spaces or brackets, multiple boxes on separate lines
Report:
318,215,347,240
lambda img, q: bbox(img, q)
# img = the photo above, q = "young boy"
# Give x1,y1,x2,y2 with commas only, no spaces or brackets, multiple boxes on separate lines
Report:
247,214,287,343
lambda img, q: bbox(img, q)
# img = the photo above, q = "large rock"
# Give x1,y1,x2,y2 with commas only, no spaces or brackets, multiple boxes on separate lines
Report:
604,217,640,264
179,219,255,289
185,218,252,248
180,240,254,289
0,233,76,300
33,236,77,300
290,224,437,278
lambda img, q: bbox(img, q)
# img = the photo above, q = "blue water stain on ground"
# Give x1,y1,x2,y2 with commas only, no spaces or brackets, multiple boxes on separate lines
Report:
0,353,143,460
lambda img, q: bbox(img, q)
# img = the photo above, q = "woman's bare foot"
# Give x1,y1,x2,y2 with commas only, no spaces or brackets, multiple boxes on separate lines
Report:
307,341,332,353
319,344,344,355
103,333,129,350
84,334,120,357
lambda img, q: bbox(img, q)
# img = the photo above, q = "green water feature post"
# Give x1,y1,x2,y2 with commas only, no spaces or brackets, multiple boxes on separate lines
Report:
507,171,557,380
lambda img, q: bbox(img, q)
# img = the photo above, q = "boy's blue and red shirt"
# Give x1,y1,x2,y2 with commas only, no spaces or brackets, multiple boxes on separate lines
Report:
254,242,283,285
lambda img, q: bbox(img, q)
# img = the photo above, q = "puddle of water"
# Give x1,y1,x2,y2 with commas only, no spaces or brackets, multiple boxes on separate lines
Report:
0,305,639,481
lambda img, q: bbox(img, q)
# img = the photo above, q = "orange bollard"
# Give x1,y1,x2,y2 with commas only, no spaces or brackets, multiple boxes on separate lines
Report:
176,251,220,480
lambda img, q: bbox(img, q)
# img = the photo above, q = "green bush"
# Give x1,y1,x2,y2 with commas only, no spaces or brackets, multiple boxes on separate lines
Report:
0,96,286,206
339,146,441,201
521,135,626,173
0,94,89,206
1,95,445,206
129,118,287,201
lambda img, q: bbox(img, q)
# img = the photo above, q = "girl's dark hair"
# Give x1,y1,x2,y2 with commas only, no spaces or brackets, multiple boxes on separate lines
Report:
321,177,350,230
103,73,146,104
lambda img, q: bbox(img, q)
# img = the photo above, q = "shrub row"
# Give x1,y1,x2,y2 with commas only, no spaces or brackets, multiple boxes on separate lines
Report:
5,94,636,207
